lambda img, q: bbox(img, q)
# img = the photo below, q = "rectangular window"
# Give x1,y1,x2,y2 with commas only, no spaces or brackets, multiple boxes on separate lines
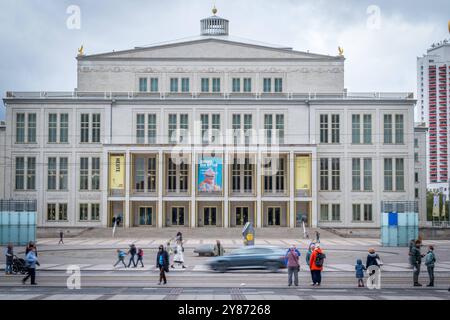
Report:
395,115,404,144
363,158,372,191
244,158,253,192
275,158,285,192
48,157,57,190
352,204,361,221
201,114,209,144
48,114,57,143
139,78,148,92
331,115,340,143
170,78,179,93
167,159,177,191
27,113,36,143
150,78,159,92
136,114,145,144
16,113,25,143
263,159,273,193
92,114,101,143
232,78,241,92
47,204,56,221
59,157,68,191
264,114,273,145
201,78,210,92
415,188,419,199
147,158,157,192
364,204,373,221
168,114,177,143
232,114,241,145
320,204,329,221
331,158,340,191
91,158,100,190
181,78,190,92
135,157,145,192
363,115,372,144
212,78,221,92
352,114,361,144
91,204,100,221
320,158,329,191
244,114,252,145
60,114,69,143
80,157,89,190
79,204,89,221
27,157,36,190
395,158,405,191
331,204,340,221
414,138,419,148
148,114,157,144
276,114,285,144
180,162,189,192
384,158,393,191
232,157,241,192
352,158,361,191
59,203,68,221
81,114,89,143
263,78,271,92
15,157,25,190
414,152,419,163
320,114,328,143
384,114,393,144
274,78,283,92
180,114,188,144
243,78,252,92
415,172,419,183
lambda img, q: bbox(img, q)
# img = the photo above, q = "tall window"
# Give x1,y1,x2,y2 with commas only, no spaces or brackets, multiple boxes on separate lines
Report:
232,157,241,192
16,113,25,143
167,158,189,193
384,157,405,192
231,156,254,194
27,114,36,143
48,114,58,143
48,157,57,190
59,157,68,190
363,115,372,144
80,158,89,190
180,114,188,143
331,115,340,143
320,115,328,143
352,114,372,144
320,158,329,191
81,113,101,143
15,157,25,190
244,114,252,145
201,114,209,144
243,78,252,92
384,158,393,191
264,114,273,145
91,158,100,190
60,114,69,143
150,78,159,92
79,204,89,221
91,204,100,221
263,78,271,92
274,78,283,92
181,78,190,92
212,78,221,92
139,78,148,92
81,114,89,143
395,115,404,144
383,114,393,144
148,114,157,144
352,115,361,144
352,158,372,192
331,158,340,191
320,204,329,221
47,204,57,221
395,158,405,191
59,204,68,221
232,78,241,92
363,158,372,191
27,158,36,190
364,204,373,221
170,78,179,93
275,158,285,193
136,114,145,144
15,157,35,191
201,78,209,92
92,114,101,143
352,158,361,191
263,157,286,194
276,114,285,144
352,204,361,221
16,113,36,143
137,114,157,144
353,204,373,222
168,114,177,143
232,114,241,145
331,204,341,221
147,158,157,192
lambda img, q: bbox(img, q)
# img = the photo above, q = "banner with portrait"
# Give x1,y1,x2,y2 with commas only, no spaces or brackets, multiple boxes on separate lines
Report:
198,157,223,193
109,155,125,190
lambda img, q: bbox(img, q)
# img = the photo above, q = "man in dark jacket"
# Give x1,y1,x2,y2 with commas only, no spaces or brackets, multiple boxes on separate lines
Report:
127,244,137,268
156,245,169,285
411,240,425,286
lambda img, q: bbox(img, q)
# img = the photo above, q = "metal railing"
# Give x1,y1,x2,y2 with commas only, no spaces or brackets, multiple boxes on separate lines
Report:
5,91,415,101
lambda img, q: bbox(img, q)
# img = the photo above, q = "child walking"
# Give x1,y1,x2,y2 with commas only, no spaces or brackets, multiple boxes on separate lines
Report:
113,249,127,268
355,259,366,287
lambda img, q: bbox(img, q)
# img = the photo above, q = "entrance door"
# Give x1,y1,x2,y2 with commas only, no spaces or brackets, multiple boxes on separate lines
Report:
268,207,281,226
139,207,153,226
236,207,249,226
171,207,185,226
204,207,217,226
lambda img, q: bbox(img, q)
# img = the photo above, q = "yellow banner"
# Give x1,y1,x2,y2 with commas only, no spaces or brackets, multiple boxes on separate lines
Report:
295,155,311,191
109,155,125,190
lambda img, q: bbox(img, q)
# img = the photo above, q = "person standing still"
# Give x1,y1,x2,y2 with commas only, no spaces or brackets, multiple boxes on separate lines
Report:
286,246,300,287
424,245,436,287
22,247,39,285
4,243,13,275
214,240,224,256
315,231,320,243
306,243,315,285
156,245,169,285
58,230,64,245
411,240,425,286
310,245,325,286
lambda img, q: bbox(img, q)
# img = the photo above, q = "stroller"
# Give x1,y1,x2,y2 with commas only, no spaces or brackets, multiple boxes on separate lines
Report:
12,255,27,274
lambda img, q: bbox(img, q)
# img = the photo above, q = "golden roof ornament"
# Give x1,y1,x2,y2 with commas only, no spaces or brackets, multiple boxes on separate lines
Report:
338,46,344,56
212,5,217,15
448,20,450,33
78,45,84,56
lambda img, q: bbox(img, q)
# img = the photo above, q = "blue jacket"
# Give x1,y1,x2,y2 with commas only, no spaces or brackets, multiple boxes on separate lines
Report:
25,251,38,269
355,259,366,278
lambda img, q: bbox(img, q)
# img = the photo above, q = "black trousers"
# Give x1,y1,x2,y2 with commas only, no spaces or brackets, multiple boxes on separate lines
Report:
128,254,137,267
23,267,36,284
158,265,167,284
312,270,322,284
136,256,144,267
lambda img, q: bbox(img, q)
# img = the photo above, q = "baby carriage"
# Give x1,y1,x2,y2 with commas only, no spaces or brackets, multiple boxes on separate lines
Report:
12,255,27,274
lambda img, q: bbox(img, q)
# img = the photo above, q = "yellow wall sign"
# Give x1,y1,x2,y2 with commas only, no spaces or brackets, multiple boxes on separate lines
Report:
109,155,125,189
295,155,311,191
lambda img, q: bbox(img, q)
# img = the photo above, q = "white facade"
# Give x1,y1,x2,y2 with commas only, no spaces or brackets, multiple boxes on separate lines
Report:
2,13,418,229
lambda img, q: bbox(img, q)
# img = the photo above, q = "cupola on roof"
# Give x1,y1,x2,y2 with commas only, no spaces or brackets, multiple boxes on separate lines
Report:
200,6,229,36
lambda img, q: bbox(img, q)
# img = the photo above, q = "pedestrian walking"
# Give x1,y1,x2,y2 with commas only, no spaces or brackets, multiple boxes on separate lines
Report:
136,248,145,268
156,245,169,285
113,249,127,268
424,245,436,287
286,246,300,287
22,246,39,285
4,243,13,275
306,243,316,285
355,259,366,287
112,216,116,227
408,239,415,269
214,240,224,256
309,245,325,286
127,244,137,268
25,241,37,256
58,230,64,245
411,240,425,287
315,231,320,243
171,240,186,269
366,248,382,287
176,231,183,242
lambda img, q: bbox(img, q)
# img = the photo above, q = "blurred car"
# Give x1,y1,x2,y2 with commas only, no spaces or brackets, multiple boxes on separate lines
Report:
206,245,286,273
194,244,216,257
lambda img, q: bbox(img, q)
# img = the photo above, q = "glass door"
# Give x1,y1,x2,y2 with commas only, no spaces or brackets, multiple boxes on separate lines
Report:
204,207,217,226
236,207,249,226
139,207,153,226
268,207,281,226
171,207,185,226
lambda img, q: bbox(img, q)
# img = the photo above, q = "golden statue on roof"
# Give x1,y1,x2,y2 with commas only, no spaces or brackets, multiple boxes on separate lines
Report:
338,46,344,56
212,5,217,15
78,45,84,56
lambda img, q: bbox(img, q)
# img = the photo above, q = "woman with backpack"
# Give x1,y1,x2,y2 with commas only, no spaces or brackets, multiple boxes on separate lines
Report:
309,245,325,286
136,248,144,268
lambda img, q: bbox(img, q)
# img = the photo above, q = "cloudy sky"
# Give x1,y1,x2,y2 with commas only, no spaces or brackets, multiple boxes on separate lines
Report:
0,0,449,120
